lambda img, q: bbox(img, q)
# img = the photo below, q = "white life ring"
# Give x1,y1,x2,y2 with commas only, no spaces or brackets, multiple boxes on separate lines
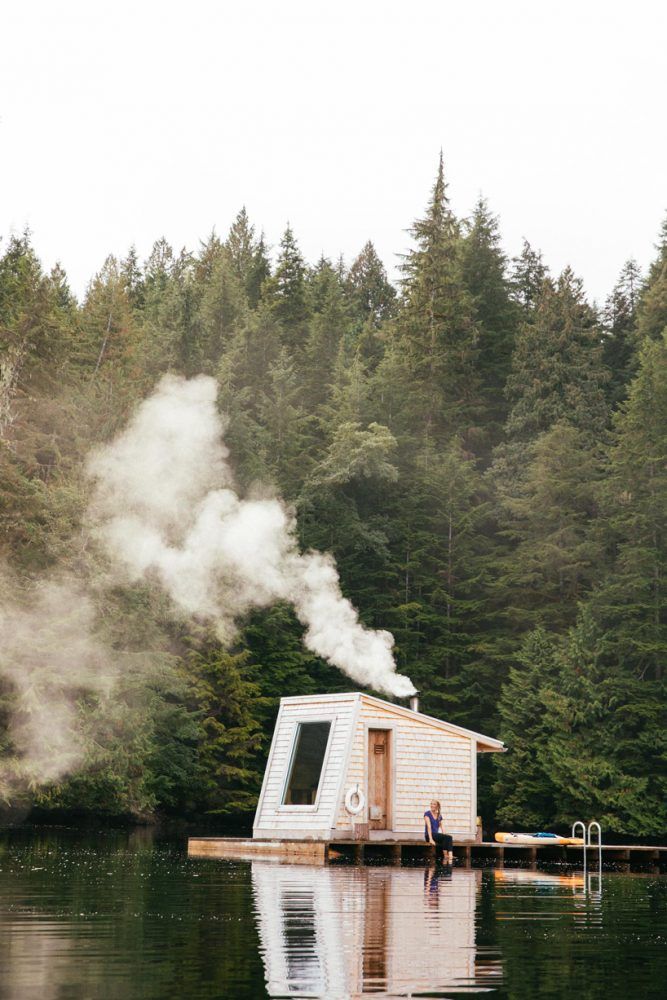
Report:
344,784,365,816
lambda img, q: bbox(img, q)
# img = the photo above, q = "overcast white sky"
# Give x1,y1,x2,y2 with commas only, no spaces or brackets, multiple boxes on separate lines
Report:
1,0,665,303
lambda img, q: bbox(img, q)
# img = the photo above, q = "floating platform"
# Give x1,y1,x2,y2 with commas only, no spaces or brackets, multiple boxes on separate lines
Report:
187,837,667,869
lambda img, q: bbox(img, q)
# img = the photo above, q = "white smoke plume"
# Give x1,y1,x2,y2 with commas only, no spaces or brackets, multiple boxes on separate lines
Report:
0,573,116,796
86,374,416,698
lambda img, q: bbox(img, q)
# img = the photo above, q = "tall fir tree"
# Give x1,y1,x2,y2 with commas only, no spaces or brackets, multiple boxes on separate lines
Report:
78,255,138,376
505,267,609,441
386,439,493,727
0,232,70,398
224,207,256,285
495,611,667,835
538,609,665,836
494,422,606,633
382,154,479,446
258,345,312,494
461,197,518,449
596,333,667,681
635,214,667,343
493,627,561,827
188,643,266,817
347,240,396,327
602,258,642,408
247,231,271,308
143,238,175,298
303,258,350,416
510,238,548,317
198,249,247,366
269,225,309,350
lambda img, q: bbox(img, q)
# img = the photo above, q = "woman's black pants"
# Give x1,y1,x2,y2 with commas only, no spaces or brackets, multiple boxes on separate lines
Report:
433,833,453,860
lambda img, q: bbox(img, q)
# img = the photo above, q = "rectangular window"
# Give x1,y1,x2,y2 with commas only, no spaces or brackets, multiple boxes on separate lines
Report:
282,721,332,806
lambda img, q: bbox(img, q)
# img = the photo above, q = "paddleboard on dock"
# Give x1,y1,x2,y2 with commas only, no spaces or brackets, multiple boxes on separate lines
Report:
495,832,585,846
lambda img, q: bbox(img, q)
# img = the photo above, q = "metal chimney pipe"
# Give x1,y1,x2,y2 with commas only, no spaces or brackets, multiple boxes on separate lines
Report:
409,692,420,713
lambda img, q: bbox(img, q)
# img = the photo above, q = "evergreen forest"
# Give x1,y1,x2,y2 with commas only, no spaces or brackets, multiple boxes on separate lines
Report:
1,157,665,837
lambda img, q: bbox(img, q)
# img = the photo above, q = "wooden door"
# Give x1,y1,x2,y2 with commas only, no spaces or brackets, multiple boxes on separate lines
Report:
368,729,390,830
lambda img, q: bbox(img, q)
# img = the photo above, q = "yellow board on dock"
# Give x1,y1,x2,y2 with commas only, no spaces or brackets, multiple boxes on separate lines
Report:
495,832,584,846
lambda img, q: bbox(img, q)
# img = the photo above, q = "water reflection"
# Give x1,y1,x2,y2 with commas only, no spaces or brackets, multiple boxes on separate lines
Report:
1,829,666,999
252,861,482,997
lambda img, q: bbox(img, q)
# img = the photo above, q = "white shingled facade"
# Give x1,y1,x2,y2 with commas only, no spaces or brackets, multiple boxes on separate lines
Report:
253,692,504,842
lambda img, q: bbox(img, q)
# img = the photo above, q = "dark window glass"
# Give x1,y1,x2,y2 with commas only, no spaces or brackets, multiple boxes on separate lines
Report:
283,722,331,805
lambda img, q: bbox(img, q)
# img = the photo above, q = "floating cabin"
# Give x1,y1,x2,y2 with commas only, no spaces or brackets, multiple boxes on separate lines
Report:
252,692,505,843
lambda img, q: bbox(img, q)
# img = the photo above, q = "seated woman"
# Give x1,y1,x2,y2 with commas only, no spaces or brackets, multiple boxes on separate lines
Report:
424,800,453,864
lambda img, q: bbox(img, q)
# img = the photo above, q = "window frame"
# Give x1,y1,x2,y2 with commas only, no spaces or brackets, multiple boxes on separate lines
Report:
278,717,336,812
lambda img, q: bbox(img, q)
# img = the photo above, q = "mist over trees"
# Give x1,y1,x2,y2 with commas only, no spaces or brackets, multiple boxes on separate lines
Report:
1,158,665,835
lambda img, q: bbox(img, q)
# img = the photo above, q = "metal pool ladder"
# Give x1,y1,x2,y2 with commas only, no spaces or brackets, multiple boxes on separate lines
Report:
572,821,603,876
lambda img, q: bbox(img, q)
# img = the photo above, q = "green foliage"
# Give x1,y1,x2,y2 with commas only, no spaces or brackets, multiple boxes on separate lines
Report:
510,238,548,316
495,612,667,836
602,258,642,407
494,422,606,632
198,247,247,364
310,421,398,487
33,661,202,820
187,645,267,817
384,154,480,444
493,627,561,827
595,334,667,680
347,240,396,329
505,267,609,440
539,612,664,836
303,257,351,415
635,215,667,343
0,182,664,836
268,225,309,345
461,197,518,448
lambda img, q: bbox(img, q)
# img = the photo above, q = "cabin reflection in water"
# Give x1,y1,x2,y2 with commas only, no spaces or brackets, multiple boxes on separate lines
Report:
251,861,480,997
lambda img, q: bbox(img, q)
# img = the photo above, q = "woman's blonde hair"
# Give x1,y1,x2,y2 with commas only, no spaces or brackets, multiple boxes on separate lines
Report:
431,800,441,818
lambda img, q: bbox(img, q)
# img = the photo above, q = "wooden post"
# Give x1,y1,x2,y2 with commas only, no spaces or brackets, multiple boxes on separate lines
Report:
496,846,504,869
618,848,631,872
389,844,402,864
353,843,364,864
647,849,662,874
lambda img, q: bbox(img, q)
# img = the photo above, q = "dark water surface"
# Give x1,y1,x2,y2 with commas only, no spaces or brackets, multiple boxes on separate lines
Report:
0,828,665,999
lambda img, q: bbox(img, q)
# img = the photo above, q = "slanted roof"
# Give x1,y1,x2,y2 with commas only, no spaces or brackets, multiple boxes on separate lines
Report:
279,692,505,753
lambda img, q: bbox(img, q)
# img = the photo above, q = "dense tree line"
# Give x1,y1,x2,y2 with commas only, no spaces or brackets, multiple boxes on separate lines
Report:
1,158,665,835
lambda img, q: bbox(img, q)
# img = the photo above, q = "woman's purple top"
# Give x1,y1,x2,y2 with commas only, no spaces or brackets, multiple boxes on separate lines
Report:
424,810,442,841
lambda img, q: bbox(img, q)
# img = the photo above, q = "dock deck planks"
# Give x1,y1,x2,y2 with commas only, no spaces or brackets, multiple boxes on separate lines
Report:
187,836,667,867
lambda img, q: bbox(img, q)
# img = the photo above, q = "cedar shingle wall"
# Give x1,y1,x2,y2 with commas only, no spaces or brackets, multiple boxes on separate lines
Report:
335,698,474,838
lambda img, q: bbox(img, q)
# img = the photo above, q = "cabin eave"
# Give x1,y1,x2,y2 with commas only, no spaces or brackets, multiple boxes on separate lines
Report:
277,690,505,752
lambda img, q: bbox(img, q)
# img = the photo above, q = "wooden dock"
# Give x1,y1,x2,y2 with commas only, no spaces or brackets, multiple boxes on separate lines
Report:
187,837,667,869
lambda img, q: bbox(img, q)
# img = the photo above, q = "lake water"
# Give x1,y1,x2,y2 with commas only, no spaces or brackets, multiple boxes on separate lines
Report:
0,828,665,999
